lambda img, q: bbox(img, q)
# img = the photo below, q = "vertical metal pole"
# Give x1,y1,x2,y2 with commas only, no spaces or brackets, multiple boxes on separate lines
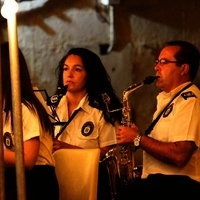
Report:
6,2,26,200
106,5,114,53
0,17,5,200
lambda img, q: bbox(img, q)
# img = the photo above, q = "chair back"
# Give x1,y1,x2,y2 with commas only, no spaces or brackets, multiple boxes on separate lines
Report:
53,148,100,200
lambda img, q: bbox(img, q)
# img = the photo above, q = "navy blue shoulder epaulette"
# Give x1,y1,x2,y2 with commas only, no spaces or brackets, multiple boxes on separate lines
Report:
145,83,193,135
181,91,196,100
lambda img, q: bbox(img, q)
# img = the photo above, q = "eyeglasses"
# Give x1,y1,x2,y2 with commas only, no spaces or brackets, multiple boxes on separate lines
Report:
155,58,178,66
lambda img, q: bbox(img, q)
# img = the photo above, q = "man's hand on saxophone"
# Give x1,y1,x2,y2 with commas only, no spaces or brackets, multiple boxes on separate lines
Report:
117,124,142,147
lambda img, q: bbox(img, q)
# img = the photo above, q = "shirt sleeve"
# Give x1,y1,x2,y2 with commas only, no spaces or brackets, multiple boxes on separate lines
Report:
169,95,200,147
98,114,117,148
22,105,40,141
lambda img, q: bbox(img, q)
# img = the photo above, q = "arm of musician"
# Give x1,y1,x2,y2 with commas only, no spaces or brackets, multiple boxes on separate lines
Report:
100,144,116,158
53,139,82,153
140,135,197,167
53,139,115,158
4,137,40,170
117,125,197,167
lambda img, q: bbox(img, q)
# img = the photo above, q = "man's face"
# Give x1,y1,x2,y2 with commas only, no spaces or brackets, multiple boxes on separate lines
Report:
154,45,185,92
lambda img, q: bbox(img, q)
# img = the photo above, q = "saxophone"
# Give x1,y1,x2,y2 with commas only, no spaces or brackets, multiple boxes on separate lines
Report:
119,76,158,185
101,76,158,199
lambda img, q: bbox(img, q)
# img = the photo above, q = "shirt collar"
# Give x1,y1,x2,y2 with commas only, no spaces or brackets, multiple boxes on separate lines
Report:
158,81,192,100
59,94,93,115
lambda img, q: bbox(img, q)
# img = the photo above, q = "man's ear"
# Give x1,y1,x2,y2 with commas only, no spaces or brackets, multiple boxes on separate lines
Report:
180,64,189,76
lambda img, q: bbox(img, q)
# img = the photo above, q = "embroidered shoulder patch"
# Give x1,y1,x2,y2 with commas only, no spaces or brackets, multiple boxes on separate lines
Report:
181,91,196,100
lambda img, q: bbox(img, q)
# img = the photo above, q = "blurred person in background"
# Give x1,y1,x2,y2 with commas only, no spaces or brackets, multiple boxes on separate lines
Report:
1,42,59,200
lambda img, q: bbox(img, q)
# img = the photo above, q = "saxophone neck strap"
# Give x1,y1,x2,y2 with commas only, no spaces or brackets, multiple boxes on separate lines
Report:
144,83,193,136
55,108,81,139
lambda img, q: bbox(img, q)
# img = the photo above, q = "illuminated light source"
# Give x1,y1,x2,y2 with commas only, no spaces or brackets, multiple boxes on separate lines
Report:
100,0,120,5
100,0,109,5
1,0,19,19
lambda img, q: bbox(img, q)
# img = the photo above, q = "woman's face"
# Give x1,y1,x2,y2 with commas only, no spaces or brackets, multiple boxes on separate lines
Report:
63,54,88,94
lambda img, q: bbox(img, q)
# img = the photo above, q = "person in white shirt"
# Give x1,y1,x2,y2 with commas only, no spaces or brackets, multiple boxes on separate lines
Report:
52,47,122,200
2,42,59,200
116,40,200,199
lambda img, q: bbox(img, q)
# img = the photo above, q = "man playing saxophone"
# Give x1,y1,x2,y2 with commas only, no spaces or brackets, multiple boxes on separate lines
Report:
116,40,200,199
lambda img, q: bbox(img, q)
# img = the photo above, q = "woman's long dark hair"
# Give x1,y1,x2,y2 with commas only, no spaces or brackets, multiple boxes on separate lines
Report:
55,48,122,125
1,42,53,134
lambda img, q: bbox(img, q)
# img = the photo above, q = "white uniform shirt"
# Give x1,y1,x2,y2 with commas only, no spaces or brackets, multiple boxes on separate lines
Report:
54,94,117,148
142,82,200,182
3,104,55,166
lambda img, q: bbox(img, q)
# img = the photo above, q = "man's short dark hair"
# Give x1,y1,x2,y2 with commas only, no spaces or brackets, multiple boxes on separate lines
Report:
165,40,200,81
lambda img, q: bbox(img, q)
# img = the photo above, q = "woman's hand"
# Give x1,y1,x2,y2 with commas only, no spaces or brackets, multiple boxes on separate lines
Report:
53,139,81,153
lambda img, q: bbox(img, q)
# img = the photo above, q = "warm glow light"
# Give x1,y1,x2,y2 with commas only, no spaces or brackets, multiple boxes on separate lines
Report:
1,0,18,19
100,0,109,5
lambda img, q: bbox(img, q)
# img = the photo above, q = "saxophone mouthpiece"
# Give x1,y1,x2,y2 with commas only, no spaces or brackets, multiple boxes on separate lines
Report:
143,76,158,85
